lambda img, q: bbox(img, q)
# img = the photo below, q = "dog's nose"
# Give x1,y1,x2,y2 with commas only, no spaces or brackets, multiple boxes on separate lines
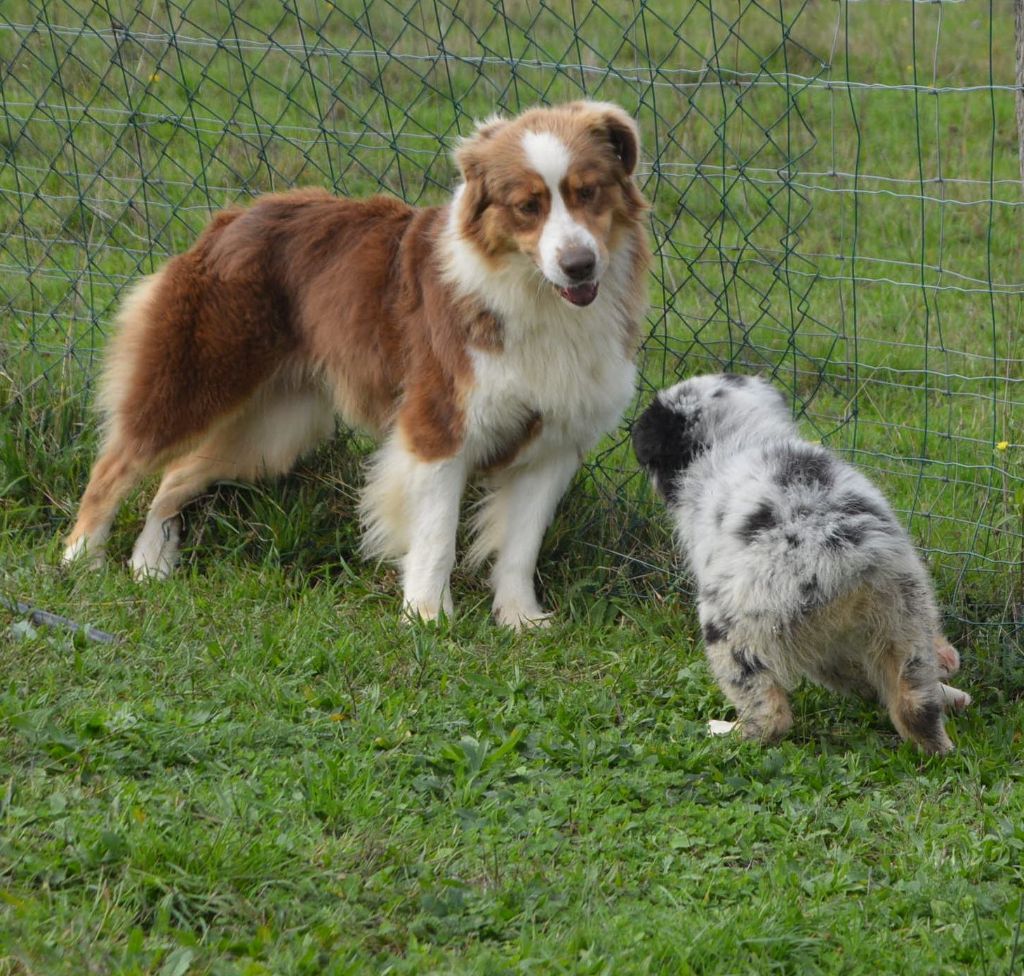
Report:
559,247,596,283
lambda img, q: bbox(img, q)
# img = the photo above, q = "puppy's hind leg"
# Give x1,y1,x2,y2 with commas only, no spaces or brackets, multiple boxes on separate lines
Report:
704,632,793,743
880,647,954,755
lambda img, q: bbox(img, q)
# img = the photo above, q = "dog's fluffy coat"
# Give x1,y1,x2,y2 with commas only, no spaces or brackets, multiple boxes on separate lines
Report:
64,102,650,627
633,373,970,753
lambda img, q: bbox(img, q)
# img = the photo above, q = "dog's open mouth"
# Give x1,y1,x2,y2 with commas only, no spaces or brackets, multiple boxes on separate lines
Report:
557,281,599,307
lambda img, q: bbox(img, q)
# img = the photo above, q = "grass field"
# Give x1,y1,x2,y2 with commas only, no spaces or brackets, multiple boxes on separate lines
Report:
2,1,1023,972
1,557,1022,975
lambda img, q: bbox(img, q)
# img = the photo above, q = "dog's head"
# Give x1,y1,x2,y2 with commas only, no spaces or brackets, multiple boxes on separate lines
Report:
452,101,647,308
633,373,794,500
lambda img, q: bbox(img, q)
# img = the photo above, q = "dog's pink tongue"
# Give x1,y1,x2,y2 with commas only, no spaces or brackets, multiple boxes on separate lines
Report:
559,282,599,307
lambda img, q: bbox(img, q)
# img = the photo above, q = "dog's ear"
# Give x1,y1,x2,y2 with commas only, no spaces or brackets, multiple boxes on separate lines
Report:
453,115,507,225
632,396,706,502
454,115,507,183
601,106,639,176
572,101,640,176
457,164,490,226
572,102,645,215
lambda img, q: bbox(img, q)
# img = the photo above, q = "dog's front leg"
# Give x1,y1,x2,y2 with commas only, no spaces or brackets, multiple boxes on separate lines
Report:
473,452,579,629
400,454,468,623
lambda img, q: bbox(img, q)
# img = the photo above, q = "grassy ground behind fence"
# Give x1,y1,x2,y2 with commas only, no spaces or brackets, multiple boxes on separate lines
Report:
2,0,1022,626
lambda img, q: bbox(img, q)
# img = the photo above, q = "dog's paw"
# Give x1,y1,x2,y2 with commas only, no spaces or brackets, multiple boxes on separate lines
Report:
494,603,553,631
401,596,453,625
61,537,105,570
707,719,738,736
130,556,176,582
939,683,972,714
129,517,181,581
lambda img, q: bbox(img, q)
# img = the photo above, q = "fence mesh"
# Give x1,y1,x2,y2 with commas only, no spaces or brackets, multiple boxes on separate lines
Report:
1,0,1021,629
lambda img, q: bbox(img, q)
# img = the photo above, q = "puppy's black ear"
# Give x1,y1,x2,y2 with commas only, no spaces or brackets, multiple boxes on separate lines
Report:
632,397,705,502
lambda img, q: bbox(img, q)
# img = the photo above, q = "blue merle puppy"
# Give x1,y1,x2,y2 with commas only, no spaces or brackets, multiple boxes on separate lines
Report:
633,373,970,754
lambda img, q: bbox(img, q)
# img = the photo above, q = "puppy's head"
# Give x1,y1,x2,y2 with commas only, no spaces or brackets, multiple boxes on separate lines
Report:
633,373,794,500
632,389,706,502
453,101,647,308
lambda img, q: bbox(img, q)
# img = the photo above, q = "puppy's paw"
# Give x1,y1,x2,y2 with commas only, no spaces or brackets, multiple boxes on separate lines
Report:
933,634,960,678
939,683,972,714
708,719,738,736
919,731,955,756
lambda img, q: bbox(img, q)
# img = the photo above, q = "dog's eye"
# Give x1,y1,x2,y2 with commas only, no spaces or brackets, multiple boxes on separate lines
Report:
516,199,541,218
577,185,597,204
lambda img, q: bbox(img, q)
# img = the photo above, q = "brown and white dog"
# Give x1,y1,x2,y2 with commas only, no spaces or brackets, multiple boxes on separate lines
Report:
63,101,651,627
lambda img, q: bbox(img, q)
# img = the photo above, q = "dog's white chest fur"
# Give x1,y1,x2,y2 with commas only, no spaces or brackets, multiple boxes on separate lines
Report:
465,301,636,467
447,227,639,469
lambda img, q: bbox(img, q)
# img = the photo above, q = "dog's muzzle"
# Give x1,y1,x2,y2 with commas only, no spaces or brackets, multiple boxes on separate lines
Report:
556,246,599,306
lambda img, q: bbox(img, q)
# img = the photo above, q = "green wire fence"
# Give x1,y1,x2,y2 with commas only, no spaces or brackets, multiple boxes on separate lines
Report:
1,0,1020,630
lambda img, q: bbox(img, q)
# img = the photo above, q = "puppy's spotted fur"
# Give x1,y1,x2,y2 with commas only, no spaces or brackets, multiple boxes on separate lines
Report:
633,373,970,754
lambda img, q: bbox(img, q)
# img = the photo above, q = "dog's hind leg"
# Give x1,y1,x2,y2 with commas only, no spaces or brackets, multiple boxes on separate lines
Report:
63,438,152,567
704,637,793,743
129,451,225,581
66,228,302,573
63,278,169,567
130,382,334,579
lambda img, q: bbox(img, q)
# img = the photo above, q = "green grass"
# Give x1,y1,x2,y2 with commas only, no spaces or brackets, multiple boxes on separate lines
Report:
2,421,1024,973
2,1,1024,972
2,533,1023,975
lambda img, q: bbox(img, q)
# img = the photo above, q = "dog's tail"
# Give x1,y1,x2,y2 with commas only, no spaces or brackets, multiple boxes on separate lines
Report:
95,208,296,463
